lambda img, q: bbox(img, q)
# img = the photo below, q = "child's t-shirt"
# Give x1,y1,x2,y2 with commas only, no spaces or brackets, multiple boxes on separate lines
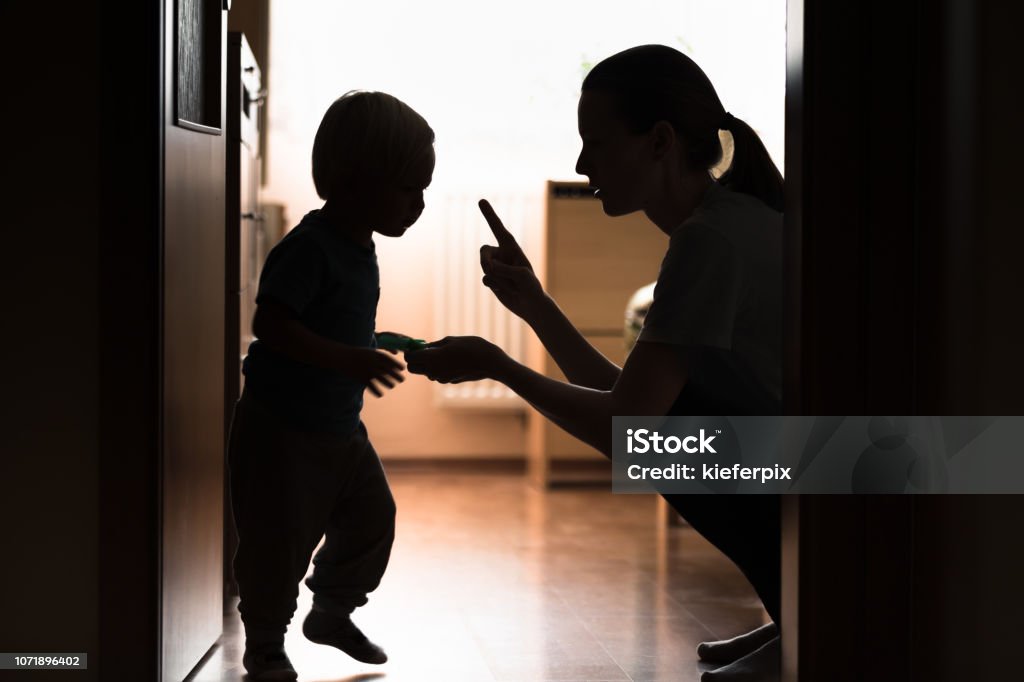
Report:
637,181,782,415
242,209,379,435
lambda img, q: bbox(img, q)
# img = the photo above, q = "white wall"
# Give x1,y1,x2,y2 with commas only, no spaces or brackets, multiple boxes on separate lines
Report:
263,0,786,457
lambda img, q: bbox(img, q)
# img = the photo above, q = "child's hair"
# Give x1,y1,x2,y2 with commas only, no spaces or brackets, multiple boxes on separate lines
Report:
312,90,435,200
582,45,784,212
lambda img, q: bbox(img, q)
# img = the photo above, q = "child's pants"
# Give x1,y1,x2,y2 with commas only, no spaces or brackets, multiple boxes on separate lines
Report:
226,389,396,644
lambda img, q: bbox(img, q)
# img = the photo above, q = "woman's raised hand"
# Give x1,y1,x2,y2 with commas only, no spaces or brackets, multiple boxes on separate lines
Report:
478,199,546,321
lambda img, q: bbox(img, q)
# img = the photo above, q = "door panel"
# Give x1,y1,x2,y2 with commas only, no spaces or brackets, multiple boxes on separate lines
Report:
162,0,227,679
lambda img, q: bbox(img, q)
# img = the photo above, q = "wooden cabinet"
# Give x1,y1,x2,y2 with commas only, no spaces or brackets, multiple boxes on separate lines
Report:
526,181,669,486
224,31,263,597
226,31,263,412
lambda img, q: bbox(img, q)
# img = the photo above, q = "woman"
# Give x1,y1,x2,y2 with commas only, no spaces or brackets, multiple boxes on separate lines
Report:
407,45,783,681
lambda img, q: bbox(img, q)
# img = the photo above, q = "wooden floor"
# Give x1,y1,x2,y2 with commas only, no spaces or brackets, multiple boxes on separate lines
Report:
190,471,768,682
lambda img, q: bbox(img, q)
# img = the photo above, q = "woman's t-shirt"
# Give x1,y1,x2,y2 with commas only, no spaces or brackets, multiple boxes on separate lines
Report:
637,181,782,415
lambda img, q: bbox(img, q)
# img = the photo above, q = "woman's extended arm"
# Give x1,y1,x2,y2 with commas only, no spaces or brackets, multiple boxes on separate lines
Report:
407,336,687,456
478,199,621,390
521,291,622,390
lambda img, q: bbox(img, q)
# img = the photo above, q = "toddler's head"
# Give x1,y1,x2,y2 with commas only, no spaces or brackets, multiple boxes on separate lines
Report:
312,90,435,237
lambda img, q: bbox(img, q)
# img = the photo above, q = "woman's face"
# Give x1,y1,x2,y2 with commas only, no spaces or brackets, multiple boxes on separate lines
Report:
575,89,655,217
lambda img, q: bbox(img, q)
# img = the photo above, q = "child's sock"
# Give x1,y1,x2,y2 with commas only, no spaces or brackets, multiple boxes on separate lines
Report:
242,638,296,681
302,608,388,664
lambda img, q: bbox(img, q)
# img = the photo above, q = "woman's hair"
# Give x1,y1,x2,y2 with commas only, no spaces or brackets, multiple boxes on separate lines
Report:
582,45,783,212
312,90,435,200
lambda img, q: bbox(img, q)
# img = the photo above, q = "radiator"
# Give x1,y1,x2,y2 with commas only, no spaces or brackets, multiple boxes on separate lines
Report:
432,192,537,410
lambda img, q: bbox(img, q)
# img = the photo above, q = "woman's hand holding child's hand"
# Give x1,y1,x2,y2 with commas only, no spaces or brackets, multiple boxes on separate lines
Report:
405,336,508,384
478,199,546,321
338,348,406,398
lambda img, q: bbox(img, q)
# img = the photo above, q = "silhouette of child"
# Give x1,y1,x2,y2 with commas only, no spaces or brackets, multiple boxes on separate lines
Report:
227,90,434,681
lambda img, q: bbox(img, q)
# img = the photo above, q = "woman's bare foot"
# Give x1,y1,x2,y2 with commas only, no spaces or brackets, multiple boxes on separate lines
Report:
697,623,778,664
701,636,780,681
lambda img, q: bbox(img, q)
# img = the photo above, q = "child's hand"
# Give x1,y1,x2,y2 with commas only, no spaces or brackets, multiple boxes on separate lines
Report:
478,200,546,320
338,348,406,397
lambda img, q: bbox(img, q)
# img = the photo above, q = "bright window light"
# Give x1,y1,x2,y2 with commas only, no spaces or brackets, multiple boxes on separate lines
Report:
265,0,785,200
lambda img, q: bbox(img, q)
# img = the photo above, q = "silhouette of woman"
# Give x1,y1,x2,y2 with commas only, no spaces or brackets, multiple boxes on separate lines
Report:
408,45,784,681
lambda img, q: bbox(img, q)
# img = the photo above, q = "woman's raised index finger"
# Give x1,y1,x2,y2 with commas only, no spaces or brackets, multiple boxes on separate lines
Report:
478,199,516,246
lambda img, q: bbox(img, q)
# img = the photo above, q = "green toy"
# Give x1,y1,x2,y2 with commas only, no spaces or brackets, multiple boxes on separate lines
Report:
376,331,428,353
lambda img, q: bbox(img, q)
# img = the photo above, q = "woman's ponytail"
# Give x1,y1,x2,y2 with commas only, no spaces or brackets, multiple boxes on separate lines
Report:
718,114,784,212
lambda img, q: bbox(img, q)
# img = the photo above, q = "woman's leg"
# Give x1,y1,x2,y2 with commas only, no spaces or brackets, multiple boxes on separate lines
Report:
661,493,781,624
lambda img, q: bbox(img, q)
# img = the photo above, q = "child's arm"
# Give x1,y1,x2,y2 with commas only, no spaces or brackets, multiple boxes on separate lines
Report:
253,300,404,397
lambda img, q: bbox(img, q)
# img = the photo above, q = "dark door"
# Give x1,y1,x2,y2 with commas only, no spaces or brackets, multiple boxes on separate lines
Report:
162,0,227,678
782,1,1024,679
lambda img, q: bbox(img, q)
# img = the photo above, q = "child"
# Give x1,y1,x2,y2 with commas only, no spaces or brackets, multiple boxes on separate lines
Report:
227,90,434,681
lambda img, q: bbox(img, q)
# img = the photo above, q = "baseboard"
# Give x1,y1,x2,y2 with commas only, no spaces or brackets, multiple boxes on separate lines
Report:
382,457,526,475
545,458,614,487
380,456,614,486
